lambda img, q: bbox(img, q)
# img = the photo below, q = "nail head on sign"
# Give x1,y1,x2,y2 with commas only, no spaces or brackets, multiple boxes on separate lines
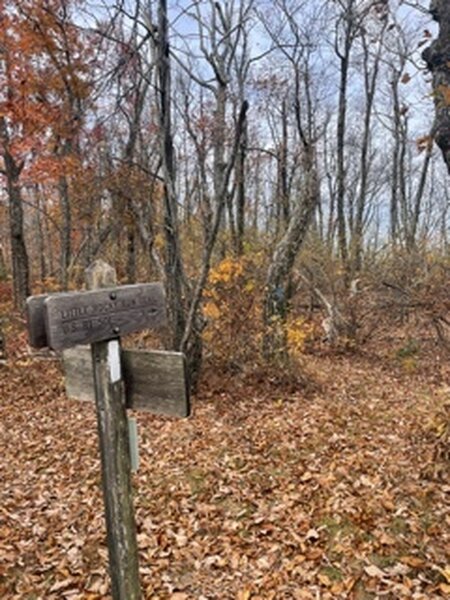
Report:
113,327,120,335
110,292,117,300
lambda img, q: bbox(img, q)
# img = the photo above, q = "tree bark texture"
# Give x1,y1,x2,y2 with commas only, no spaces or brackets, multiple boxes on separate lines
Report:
423,0,450,172
157,0,187,350
0,117,30,308
86,261,141,600
263,148,319,359
58,172,71,290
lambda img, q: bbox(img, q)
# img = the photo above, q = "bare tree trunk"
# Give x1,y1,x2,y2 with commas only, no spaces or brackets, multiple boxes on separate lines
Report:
407,140,433,249
58,171,71,289
157,0,187,350
126,227,137,283
352,27,384,272
179,100,249,369
390,72,401,245
277,98,290,232
235,106,247,255
335,13,353,267
0,245,7,282
34,186,47,282
263,148,318,359
0,117,30,308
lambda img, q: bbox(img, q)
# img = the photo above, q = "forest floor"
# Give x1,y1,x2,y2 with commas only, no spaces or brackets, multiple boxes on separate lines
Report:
0,324,449,599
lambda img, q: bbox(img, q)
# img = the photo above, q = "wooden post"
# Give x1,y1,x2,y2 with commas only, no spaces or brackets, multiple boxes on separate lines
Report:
86,260,141,600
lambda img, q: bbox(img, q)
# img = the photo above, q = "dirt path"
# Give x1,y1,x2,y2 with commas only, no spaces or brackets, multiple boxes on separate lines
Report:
0,350,448,599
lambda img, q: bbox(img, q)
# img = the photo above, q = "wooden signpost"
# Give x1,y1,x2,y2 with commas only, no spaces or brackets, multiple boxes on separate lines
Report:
63,346,189,417
26,261,190,600
28,283,166,350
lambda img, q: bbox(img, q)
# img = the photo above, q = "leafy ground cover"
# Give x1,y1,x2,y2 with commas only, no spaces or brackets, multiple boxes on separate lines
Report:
0,327,448,599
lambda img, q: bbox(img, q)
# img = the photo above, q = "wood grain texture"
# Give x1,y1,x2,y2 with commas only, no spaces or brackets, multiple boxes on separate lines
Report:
44,283,166,350
63,346,190,418
86,261,141,600
26,294,50,348
91,340,141,600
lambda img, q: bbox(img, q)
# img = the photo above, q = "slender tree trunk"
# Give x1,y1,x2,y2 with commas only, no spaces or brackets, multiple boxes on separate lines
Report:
0,118,30,308
235,107,247,255
390,75,401,245
263,148,318,360
353,30,383,272
408,140,433,249
34,187,47,282
157,0,187,350
58,172,71,289
398,116,409,245
214,82,228,236
336,36,352,266
0,245,7,282
126,226,137,283
278,99,289,230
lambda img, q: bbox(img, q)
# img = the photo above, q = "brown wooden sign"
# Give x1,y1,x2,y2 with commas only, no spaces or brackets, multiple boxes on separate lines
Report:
26,294,52,348
27,283,166,351
63,346,190,418
26,262,190,600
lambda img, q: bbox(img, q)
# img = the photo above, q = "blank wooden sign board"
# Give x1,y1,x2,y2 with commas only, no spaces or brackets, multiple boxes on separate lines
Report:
63,346,189,417
26,261,190,600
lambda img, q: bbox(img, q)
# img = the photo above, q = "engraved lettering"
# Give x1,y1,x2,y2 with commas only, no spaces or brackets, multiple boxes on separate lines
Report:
44,283,165,349
60,305,90,321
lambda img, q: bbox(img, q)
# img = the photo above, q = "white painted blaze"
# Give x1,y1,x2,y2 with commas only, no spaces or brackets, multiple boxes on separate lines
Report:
108,340,121,383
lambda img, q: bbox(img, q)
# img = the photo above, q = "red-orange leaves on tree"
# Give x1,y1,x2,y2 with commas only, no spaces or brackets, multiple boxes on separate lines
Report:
0,0,93,184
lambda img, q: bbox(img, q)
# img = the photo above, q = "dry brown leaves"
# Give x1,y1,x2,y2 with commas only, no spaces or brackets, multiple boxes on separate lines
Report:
0,331,449,599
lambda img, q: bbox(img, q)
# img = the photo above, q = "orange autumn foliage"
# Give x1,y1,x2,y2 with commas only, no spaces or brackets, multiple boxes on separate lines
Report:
0,0,93,183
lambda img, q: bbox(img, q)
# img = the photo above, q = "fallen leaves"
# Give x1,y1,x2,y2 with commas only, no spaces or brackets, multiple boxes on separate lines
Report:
439,565,450,586
364,564,386,579
0,334,449,598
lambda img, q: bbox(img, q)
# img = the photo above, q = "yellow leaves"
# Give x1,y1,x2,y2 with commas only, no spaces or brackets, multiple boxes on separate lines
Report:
154,232,165,251
318,572,332,586
436,564,450,595
203,301,220,320
285,316,314,357
401,356,417,372
202,256,261,363
435,420,448,437
236,586,252,600
244,280,255,293
439,565,450,583
209,257,245,285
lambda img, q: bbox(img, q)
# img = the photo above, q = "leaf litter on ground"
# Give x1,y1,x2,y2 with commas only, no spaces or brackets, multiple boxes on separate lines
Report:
0,332,448,599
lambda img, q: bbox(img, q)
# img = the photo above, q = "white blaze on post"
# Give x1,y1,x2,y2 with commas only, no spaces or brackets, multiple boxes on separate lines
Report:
108,340,121,383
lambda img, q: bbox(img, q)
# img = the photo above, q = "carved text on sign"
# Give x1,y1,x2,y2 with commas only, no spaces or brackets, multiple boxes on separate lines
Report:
43,283,166,350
